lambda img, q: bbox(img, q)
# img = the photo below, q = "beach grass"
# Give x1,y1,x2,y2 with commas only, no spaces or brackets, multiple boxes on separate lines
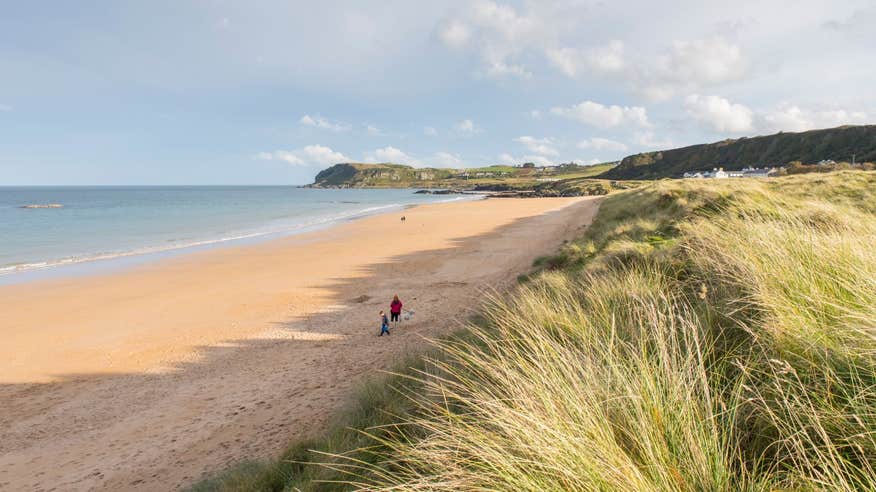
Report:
191,171,876,491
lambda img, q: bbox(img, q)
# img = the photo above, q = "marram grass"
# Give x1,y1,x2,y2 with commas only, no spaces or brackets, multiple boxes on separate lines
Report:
340,172,876,491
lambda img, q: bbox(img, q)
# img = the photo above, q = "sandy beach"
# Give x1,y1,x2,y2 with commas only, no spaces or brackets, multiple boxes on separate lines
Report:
0,196,600,491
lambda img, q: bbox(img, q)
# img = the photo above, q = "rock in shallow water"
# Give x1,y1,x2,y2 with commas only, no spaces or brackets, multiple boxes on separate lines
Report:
20,204,64,209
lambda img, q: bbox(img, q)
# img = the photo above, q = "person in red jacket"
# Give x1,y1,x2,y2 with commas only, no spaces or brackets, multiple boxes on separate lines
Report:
390,294,403,324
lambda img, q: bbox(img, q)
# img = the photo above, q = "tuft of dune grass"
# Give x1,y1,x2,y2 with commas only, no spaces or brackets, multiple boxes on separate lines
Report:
340,271,743,491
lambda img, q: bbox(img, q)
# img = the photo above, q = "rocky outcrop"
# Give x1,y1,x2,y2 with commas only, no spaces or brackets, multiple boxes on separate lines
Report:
414,189,465,195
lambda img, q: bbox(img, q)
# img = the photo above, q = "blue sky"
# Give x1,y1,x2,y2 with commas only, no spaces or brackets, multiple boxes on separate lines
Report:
1,0,874,185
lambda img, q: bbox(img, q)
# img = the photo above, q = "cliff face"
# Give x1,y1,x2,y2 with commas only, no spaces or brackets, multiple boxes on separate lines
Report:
600,125,876,180
312,163,361,186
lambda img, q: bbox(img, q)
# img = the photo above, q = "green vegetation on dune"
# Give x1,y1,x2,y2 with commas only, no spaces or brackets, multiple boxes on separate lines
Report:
193,171,876,491
601,124,876,180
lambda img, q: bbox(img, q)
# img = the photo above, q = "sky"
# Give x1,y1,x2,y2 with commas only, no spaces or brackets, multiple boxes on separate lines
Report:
1,0,874,185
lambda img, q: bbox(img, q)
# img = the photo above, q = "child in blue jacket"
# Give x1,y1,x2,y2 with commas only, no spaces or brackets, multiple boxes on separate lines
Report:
379,310,390,336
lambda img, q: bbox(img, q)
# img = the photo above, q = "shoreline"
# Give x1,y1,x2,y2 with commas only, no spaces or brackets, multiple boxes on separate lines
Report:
0,196,601,491
0,193,484,286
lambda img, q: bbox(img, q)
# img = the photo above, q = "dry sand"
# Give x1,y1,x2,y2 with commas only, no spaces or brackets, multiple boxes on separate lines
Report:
0,196,601,491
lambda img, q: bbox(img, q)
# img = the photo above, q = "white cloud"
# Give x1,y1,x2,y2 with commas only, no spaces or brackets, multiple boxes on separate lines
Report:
545,49,579,78
550,100,650,128
515,136,559,156
423,126,438,136
364,146,420,166
546,40,625,78
365,124,388,136
638,38,747,101
299,114,351,132
256,145,350,167
497,152,553,166
497,153,517,165
440,0,542,79
273,151,305,165
430,152,464,168
681,97,870,135
574,158,605,166
665,38,746,85
439,20,470,48
760,105,870,133
638,85,676,103
634,131,674,149
684,94,754,133
483,60,531,79
454,118,482,136
471,0,536,40
577,137,628,152
524,155,554,166
363,147,467,168
440,2,748,97
823,7,876,39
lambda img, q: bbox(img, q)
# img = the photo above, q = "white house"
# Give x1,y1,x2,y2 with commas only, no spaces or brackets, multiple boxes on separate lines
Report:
712,167,729,179
684,168,726,178
684,166,777,179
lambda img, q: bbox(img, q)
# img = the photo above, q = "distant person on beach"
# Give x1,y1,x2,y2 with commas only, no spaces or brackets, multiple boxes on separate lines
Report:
400,215,406,222
379,310,390,336
390,295,403,324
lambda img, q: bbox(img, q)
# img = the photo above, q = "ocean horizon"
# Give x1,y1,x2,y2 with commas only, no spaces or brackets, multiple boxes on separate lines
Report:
0,185,479,284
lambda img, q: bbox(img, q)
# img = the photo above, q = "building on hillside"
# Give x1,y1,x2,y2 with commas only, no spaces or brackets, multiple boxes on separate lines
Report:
818,159,837,166
684,166,776,179
740,166,773,178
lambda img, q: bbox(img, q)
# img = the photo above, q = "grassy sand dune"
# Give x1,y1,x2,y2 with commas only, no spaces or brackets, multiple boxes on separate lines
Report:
195,171,876,491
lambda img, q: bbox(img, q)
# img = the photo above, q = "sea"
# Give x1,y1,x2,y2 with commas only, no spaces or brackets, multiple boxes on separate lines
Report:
0,186,480,284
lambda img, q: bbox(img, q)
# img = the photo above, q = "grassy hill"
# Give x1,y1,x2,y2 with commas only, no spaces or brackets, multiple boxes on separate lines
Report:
193,171,876,491
312,125,876,186
310,162,617,190
600,124,876,179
